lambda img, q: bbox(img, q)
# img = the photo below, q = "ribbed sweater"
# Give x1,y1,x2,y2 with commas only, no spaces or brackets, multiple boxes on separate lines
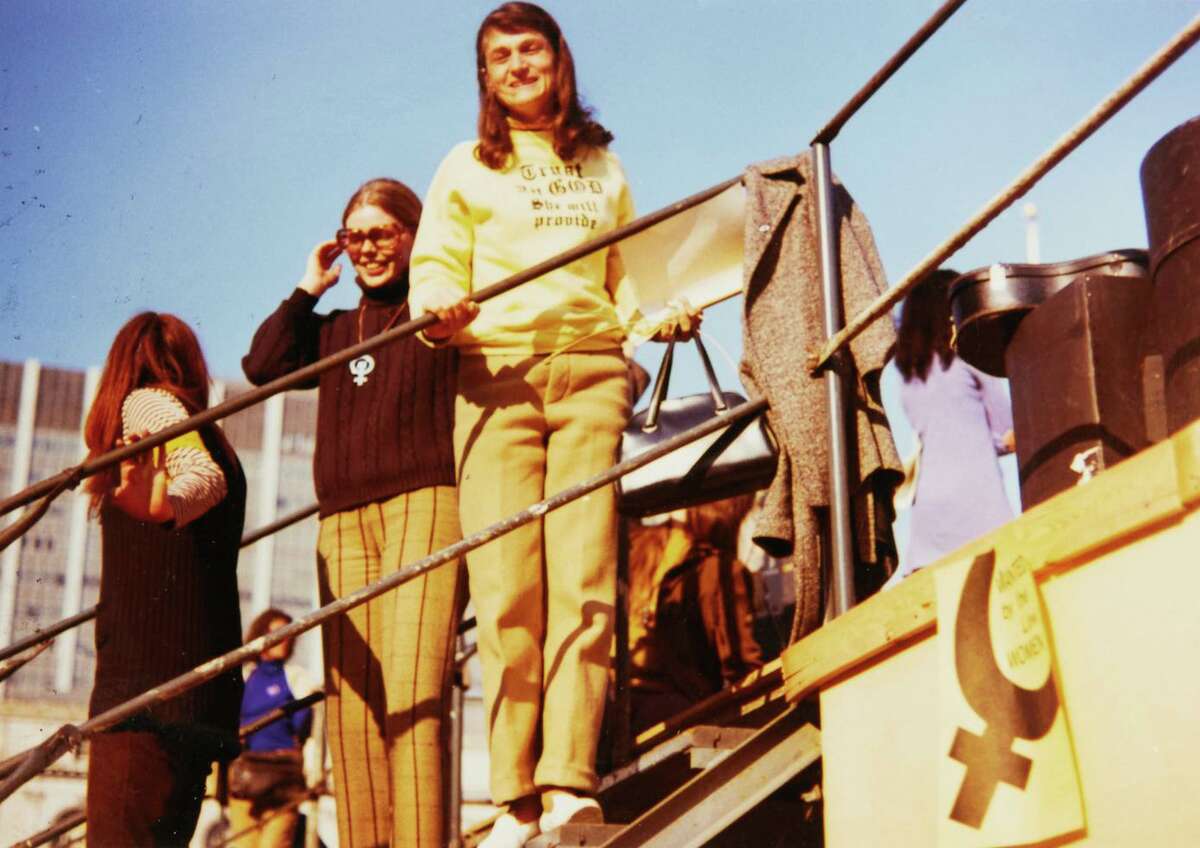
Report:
90,420,245,757
241,275,457,517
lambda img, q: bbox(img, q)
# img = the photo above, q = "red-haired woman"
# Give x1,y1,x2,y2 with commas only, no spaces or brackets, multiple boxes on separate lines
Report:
409,5,642,845
243,178,463,848
83,311,245,847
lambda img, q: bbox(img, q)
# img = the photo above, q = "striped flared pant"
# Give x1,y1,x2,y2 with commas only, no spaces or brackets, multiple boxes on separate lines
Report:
316,485,464,848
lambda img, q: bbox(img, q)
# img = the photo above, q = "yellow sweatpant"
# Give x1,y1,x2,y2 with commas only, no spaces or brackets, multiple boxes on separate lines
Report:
316,485,464,848
455,350,629,805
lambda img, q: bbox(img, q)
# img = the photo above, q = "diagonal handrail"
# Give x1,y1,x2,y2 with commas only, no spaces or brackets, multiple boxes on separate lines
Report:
0,177,740,523
9,809,87,848
0,397,769,804
811,0,969,145
237,690,324,739
812,11,1200,372
0,502,320,666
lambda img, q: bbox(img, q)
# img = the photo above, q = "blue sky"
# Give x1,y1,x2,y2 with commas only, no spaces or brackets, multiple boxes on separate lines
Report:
1,0,1197,394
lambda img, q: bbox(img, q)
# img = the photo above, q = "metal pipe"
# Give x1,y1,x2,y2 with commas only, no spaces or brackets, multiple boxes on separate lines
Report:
237,690,325,739
238,503,321,548
812,143,857,618
447,633,467,848
0,397,769,802
0,606,98,666
812,0,970,145
9,809,86,848
0,502,320,666
0,175,741,520
814,12,1200,370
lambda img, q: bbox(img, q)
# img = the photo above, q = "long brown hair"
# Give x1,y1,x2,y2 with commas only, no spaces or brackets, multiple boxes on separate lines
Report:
84,312,212,510
474,2,613,170
342,178,422,230
895,269,958,382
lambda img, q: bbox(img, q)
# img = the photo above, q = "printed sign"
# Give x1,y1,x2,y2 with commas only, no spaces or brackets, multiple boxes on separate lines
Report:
935,547,1085,845
620,182,746,330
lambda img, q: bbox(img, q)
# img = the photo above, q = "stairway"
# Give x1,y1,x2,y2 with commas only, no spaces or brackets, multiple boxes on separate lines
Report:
490,699,822,848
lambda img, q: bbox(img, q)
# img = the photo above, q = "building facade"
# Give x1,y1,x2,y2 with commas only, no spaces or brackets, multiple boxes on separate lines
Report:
0,357,329,842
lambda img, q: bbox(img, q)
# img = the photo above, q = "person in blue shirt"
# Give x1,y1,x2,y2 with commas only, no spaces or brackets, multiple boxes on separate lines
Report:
227,608,319,848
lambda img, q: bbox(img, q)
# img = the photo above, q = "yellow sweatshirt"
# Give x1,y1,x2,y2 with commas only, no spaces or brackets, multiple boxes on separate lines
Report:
409,130,640,355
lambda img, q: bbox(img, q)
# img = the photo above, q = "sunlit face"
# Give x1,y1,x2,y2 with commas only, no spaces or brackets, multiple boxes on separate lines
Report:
261,616,293,662
341,204,413,289
481,27,557,123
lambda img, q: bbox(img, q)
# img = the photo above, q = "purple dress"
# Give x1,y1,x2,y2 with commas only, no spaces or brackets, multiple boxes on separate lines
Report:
899,356,1013,571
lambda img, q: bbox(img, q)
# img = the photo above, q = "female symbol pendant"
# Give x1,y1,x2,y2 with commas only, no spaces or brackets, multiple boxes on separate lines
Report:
349,354,376,386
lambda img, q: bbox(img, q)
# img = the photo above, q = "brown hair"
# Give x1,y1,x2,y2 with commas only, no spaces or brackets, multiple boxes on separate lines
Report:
342,178,423,231
246,607,296,661
895,268,958,382
83,312,212,511
245,607,293,645
474,2,613,170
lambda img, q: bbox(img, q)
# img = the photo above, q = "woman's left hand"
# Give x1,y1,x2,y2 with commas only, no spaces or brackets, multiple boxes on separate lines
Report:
652,299,703,342
112,431,174,523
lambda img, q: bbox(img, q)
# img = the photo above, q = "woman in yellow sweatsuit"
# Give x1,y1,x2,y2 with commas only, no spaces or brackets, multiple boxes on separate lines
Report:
409,4,639,846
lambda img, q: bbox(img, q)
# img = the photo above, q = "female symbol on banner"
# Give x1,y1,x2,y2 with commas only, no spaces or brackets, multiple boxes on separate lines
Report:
349,354,375,386
948,549,1060,829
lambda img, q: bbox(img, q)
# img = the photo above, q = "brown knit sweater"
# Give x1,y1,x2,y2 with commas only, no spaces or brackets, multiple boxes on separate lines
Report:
241,275,457,517
90,423,246,758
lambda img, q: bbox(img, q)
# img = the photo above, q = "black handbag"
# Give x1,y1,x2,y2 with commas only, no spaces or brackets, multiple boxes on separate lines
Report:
617,335,778,516
227,749,305,803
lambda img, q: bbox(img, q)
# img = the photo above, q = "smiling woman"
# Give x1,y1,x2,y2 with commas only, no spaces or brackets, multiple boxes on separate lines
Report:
241,178,465,848
406,4,646,847
482,28,557,124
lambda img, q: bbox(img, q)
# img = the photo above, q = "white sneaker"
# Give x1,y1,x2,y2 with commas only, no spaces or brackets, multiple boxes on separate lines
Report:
539,791,604,833
479,812,540,848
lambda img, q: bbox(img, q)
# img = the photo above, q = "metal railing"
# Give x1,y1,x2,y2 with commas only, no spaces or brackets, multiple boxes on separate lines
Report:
807,8,1200,618
0,503,320,668
1,4,1197,844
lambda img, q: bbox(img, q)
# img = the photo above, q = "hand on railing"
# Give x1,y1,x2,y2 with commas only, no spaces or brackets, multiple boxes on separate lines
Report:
419,288,480,341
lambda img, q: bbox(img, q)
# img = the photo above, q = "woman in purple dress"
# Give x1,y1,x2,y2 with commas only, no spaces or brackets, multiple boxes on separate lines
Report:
889,269,1014,577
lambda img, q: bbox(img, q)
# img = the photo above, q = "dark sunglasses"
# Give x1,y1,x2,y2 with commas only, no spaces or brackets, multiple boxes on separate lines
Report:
336,225,408,252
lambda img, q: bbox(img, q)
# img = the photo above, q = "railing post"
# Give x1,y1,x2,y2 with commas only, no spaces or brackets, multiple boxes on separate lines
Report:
811,144,857,618
447,633,467,847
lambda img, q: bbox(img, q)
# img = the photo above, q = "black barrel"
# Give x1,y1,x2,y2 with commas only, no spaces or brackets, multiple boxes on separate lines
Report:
1141,115,1200,435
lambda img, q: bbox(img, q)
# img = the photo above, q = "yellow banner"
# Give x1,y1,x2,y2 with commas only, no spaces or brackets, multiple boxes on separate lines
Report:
935,545,1085,845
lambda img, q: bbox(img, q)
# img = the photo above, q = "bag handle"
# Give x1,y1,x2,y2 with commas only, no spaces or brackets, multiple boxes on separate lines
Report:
642,334,729,432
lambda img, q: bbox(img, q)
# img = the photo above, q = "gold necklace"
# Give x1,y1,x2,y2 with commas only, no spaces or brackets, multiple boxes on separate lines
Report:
348,302,405,387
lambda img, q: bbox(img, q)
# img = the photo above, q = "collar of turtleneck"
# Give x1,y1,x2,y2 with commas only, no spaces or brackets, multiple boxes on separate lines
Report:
356,270,411,308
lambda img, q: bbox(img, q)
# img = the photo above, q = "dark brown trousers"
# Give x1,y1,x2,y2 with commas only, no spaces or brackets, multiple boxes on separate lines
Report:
86,730,212,847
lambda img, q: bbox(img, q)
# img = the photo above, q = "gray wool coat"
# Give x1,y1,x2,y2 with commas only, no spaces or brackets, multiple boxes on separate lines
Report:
739,154,901,639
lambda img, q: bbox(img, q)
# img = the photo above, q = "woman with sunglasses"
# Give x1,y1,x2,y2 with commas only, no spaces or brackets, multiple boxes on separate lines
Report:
243,178,463,848
407,4,659,846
